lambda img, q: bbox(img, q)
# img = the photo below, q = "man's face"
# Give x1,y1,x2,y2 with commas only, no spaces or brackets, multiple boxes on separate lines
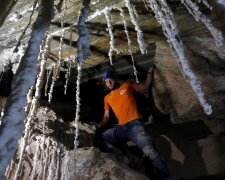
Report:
104,78,115,90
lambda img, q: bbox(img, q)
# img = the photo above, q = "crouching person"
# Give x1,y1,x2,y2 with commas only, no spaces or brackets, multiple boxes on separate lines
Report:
96,67,171,180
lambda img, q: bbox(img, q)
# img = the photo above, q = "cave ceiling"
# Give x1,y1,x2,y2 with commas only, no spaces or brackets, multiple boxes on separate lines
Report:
0,0,224,73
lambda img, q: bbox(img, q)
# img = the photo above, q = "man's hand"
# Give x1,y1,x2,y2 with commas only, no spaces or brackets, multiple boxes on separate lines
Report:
94,123,100,130
89,122,100,131
93,123,103,147
136,64,154,93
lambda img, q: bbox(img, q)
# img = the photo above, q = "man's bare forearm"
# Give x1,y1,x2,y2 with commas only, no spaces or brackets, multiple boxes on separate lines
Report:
137,65,154,93
98,116,109,128
97,109,110,129
144,67,154,89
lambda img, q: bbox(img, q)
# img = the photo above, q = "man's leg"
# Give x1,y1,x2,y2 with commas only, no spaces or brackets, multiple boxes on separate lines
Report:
101,127,123,155
125,120,171,180
151,156,171,180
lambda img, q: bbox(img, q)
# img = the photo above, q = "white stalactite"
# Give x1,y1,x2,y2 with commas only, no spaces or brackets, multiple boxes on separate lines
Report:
87,7,109,21
198,0,213,10
132,5,139,19
47,142,57,180
64,60,72,95
13,35,51,180
104,7,119,65
55,27,65,79
25,86,34,112
42,137,50,180
40,134,46,175
48,0,67,103
55,147,61,179
181,0,223,47
0,0,54,176
64,26,74,95
46,153,54,180
34,108,48,179
30,141,41,180
45,68,52,97
48,65,58,103
142,0,149,10
91,0,100,5
119,8,139,83
48,66,58,103
147,0,212,115
124,0,147,54
61,151,69,180
74,63,82,149
74,0,91,149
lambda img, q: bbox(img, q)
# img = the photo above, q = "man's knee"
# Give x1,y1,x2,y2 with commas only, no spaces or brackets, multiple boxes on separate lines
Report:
142,145,159,160
101,129,114,141
101,131,108,140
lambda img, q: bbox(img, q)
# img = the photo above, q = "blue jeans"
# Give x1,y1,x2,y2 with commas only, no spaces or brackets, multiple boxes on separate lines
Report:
101,119,171,180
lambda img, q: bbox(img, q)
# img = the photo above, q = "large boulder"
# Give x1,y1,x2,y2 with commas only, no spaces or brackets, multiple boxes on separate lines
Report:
153,39,225,123
5,107,148,180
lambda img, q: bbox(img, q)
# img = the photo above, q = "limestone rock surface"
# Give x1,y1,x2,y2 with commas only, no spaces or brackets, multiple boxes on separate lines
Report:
5,107,148,180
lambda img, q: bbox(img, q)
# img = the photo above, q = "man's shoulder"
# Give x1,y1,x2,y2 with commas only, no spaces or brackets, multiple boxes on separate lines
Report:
104,92,111,98
104,90,114,99
122,82,137,88
121,82,132,87
121,82,139,92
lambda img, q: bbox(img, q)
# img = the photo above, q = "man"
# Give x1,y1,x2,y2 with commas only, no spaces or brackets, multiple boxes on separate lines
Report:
97,67,171,180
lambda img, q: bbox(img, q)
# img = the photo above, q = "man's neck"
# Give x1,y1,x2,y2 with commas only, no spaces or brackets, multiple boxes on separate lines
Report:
110,82,120,91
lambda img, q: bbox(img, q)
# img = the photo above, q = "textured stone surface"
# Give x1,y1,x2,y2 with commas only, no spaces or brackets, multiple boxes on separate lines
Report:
0,0,223,68
1,1,225,179
0,0,224,124
5,106,225,180
153,40,225,123
5,107,148,180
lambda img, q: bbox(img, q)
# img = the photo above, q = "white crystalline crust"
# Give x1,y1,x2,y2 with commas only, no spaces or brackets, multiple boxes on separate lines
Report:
147,0,212,115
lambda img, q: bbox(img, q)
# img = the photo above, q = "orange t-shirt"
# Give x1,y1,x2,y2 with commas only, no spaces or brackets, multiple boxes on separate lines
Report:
104,83,142,125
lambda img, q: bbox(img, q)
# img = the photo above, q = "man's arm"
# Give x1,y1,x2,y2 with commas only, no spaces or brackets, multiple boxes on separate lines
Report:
136,65,154,93
98,109,110,128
